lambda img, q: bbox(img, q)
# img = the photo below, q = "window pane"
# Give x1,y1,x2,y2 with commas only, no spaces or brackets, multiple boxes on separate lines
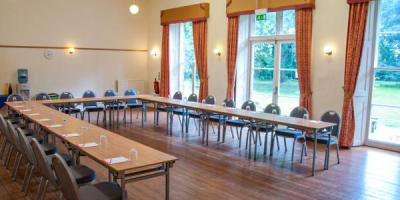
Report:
181,22,197,97
251,69,274,110
279,70,299,115
254,43,275,68
281,10,295,35
254,12,276,36
377,0,400,68
369,70,400,145
280,42,297,69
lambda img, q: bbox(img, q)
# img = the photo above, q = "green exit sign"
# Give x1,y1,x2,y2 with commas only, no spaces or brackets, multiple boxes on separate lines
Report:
256,14,267,21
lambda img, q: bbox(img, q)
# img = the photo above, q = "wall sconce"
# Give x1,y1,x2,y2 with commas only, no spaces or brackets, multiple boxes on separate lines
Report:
323,46,333,56
213,48,222,57
68,47,76,55
150,48,160,57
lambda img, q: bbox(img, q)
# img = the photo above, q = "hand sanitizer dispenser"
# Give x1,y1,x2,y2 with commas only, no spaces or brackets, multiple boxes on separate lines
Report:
16,68,30,100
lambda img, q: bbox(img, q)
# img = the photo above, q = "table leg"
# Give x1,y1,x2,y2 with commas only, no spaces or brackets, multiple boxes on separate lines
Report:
312,129,317,176
120,173,127,200
254,127,259,161
141,105,145,128
165,164,170,200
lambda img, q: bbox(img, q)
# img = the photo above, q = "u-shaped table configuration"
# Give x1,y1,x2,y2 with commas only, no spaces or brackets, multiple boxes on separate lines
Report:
6,94,336,199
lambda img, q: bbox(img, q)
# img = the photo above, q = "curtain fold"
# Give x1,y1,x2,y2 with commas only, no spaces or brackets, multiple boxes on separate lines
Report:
339,1,369,148
295,8,313,115
226,16,239,100
192,20,208,101
160,25,170,97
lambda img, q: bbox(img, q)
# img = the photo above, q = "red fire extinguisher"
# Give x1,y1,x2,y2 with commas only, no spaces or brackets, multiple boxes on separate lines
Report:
153,78,160,94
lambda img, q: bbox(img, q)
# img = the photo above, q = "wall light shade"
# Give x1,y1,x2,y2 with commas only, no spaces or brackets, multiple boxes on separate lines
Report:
68,47,76,54
213,48,222,56
150,48,160,57
323,46,333,56
129,4,139,14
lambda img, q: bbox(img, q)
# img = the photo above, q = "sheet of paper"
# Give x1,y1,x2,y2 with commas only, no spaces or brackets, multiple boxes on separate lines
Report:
62,133,80,138
48,124,63,128
21,109,32,112
104,156,129,164
14,105,25,108
28,113,40,116
78,142,98,148
38,118,51,122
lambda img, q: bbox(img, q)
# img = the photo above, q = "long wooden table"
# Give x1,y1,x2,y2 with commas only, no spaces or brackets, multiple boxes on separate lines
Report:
6,100,177,200
44,94,336,176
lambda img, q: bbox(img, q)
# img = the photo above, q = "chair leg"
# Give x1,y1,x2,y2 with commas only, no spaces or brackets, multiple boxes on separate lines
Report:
12,152,22,180
23,165,34,194
275,136,280,151
239,127,244,148
96,111,100,125
291,138,296,161
36,177,44,200
5,146,14,168
284,137,288,152
336,143,340,164
39,179,49,200
300,143,305,163
263,132,268,155
88,112,91,123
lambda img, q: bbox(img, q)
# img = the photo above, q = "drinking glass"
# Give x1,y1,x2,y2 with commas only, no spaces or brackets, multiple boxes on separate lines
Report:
129,148,138,162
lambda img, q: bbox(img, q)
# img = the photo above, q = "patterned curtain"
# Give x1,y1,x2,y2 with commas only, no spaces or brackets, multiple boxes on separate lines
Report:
226,16,239,100
192,20,208,101
295,8,313,115
160,24,170,97
340,1,369,148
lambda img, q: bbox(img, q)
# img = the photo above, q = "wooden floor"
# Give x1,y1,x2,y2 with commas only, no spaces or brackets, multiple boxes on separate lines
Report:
1,110,400,200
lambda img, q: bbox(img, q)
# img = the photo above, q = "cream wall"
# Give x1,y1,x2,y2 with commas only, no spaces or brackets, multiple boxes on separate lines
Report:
0,0,149,97
147,0,350,118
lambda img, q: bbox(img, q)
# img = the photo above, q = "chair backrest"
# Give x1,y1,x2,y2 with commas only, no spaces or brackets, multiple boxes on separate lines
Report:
241,100,256,111
31,138,57,185
51,154,80,200
82,90,97,107
7,94,23,102
204,96,216,105
172,92,183,100
60,92,74,99
36,93,51,101
16,128,35,165
264,103,281,115
223,99,235,108
104,89,117,97
6,120,21,150
188,93,198,102
0,115,11,143
290,106,309,119
321,111,341,137
125,89,138,104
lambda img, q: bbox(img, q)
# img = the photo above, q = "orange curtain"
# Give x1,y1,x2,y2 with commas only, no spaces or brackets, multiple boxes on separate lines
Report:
339,1,369,148
160,25,170,97
192,20,208,101
295,8,313,115
226,16,239,100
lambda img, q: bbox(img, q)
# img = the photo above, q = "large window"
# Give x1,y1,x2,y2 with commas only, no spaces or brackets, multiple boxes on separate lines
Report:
170,22,199,98
245,10,298,115
368,0,400,146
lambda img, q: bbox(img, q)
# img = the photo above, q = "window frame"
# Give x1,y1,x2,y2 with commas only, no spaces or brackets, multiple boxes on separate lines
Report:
245,11,297,111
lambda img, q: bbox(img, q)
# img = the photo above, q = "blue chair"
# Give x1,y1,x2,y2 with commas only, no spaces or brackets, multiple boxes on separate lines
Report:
250,103,281,160
273,106,309,161
209,99,236,143
225,100,256,148
81,90,104,124
60,92,82,118
104,90,125,126
7,94,24,102
35,93,51,101
123,89,144,124
305,111,341,169
155,91,182,126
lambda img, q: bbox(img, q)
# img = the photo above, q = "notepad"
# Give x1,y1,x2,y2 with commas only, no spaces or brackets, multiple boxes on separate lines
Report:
62,133,80,138
104,157,129,164
310,120,322,124
38,118,51,122
48,124,63,128
78,143,98,148
28,113,40,116
14,105,24,108
21,109,32,112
